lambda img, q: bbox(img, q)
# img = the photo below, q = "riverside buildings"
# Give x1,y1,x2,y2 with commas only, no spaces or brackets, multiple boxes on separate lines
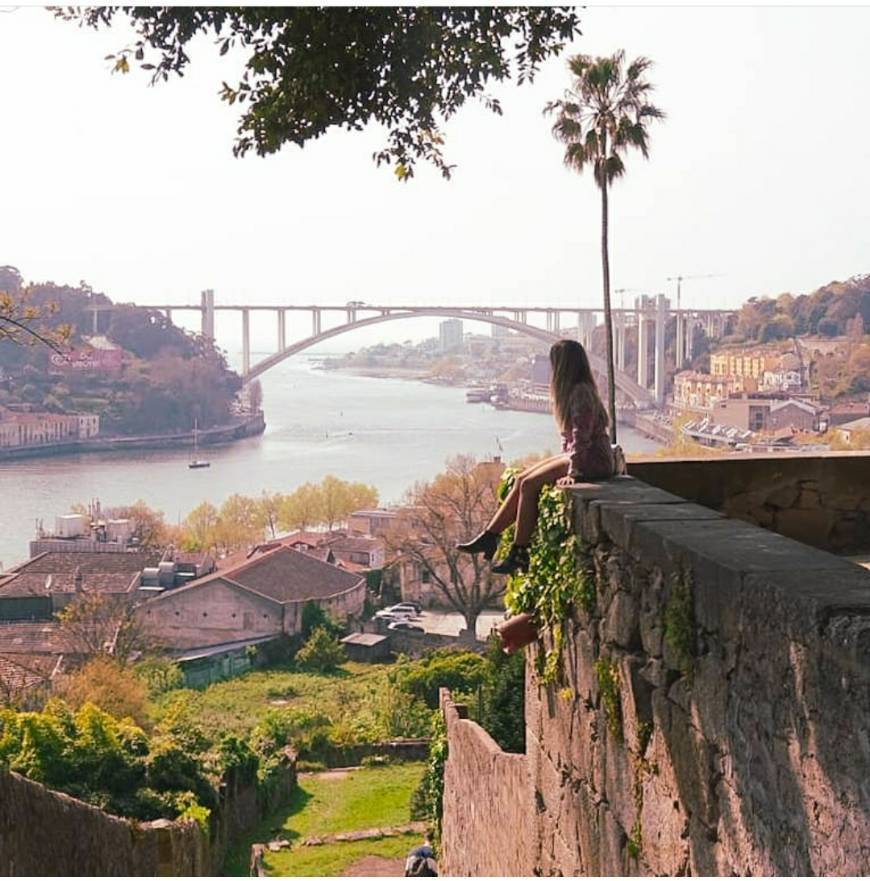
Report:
0,406,99,448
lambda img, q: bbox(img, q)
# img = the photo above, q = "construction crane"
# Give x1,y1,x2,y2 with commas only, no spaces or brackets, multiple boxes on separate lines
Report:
666,274,722,313
667,274,723,368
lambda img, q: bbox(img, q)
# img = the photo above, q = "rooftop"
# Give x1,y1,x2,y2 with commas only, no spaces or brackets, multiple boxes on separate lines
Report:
0,550,159,597
0,622,64,655
157,544,365,606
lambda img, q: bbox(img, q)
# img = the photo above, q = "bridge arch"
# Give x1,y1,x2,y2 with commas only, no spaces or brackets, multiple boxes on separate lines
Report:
245,308,653,406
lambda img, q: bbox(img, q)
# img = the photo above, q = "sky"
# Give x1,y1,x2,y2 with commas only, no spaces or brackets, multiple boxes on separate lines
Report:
1,5,869,353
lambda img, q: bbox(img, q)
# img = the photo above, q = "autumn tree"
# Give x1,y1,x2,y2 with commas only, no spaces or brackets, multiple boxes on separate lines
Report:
278,482,324,533
0,281,71,354
182,501,220,550
215,493,263,550
386,455,503,635
58,7,581,180
56,656,150,726
257,491,285,539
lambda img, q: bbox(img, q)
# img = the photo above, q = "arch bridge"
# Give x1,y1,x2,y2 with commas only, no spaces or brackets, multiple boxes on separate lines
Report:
87,294,736,408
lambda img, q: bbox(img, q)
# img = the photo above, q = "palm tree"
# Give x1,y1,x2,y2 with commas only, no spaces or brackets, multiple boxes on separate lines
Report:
546,51,664,443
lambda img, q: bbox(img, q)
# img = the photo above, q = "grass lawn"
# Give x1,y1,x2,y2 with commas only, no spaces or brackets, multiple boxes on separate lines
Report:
224,763,426,876
149,661,395,741
269,832,419,876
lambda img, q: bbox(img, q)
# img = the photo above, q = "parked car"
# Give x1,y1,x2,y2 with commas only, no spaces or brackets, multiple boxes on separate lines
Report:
388,620,424,633
388,602,422,616
374,608,414,621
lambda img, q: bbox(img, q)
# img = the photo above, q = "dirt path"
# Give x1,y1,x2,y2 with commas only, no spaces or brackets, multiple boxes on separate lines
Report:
342,855,405,876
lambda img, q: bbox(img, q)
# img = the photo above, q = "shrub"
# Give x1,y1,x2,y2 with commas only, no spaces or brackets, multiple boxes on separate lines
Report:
300,601,344,640
295,627,346,672
391,649,487,709
135,657,184,696
58,656,149,726
478,634,525,753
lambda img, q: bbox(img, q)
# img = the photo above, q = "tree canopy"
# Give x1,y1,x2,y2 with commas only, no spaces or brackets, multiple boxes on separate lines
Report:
56,6,582,179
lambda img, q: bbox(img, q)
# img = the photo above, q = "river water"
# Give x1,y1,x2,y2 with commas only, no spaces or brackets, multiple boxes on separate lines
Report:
0,358,659,568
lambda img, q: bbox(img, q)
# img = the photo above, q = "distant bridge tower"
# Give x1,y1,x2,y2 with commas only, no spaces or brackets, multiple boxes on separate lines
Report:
201,289,215,341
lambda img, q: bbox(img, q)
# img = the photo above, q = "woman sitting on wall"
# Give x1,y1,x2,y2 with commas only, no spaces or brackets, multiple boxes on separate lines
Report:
457,339,617,648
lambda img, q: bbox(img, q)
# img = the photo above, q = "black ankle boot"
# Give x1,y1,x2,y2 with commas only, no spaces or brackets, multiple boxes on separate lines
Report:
490,544,529,575
456,530,499,561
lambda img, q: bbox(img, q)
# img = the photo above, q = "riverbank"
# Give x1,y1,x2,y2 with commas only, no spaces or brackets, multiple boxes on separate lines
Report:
0,412,266,462
620,408,673,445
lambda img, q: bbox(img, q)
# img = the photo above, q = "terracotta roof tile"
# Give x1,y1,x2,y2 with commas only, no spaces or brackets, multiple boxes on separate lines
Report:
0,622,64,655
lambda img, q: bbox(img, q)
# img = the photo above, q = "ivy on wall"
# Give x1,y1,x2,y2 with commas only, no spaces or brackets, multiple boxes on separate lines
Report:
498,468,592,683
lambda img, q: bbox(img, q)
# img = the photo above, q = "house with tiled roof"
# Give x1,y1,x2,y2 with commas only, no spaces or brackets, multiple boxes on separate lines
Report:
0,653,59,708
0,550,161,621
135,544,366,651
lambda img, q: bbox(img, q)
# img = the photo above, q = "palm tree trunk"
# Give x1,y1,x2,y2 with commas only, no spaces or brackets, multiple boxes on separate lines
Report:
600,176,618,444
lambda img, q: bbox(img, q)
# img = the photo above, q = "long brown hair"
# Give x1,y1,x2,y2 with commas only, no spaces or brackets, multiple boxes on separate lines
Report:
549,339,608,432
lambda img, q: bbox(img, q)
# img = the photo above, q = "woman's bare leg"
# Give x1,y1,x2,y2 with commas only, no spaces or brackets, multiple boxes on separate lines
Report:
514,458,570,545
486,454,566,534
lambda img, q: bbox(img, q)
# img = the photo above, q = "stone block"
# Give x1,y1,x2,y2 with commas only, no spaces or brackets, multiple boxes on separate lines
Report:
603,589,641,650
597,501,723,554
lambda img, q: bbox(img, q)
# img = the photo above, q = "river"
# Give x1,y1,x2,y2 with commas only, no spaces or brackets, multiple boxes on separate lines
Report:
0,358,660,568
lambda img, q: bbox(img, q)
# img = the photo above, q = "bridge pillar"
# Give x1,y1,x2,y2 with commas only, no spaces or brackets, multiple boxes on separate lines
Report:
241,307,251,375
675,312,685,368
685,315,695,362
312,308,321,336
277,309,286,352
164,308,173,325
616,313,627,372
92,307,100,334
636,299,651,389
201,289,215,341
654,294,668,406
552,310,560,333
346,307,356,323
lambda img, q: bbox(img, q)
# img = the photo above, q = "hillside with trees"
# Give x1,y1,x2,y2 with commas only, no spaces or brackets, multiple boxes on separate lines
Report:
0,267,243,434
728,274,870,343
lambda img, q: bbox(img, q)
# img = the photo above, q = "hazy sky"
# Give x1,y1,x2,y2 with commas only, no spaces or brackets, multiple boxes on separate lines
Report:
1,5,869,352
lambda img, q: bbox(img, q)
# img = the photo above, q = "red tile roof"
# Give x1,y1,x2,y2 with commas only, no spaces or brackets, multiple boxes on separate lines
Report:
0,653,58,692
0,551,161,597
0,550,159,597
0,622,64,655
163,545,364,605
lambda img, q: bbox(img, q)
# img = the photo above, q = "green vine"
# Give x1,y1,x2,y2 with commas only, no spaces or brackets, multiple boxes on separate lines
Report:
409,711,448,852
498,468,590,682
593,657,623,743
663,569,696,680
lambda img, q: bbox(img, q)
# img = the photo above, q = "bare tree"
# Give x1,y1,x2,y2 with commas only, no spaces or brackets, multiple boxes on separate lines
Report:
386,455,504,635
57,592,161,664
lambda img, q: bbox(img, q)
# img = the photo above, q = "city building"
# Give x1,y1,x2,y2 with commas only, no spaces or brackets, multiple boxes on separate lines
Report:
710,348,776,382
136,544,367,650
439,318,464,353
708,395,821,433
0,550,164,620
834,416,870,444
0,407,100,448
673,371,738,409
531,354,551,390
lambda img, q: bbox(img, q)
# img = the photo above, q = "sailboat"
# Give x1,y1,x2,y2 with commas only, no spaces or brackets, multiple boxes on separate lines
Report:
188,419,210,469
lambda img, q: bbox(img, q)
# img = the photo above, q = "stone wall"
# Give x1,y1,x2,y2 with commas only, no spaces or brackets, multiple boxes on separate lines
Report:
439,692,535,876
441,475,870,876
0,747,297,876
0,767,207,876
628,452,870,554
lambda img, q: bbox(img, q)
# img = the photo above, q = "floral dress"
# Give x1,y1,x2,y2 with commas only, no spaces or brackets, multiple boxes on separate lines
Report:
560,383,615,479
